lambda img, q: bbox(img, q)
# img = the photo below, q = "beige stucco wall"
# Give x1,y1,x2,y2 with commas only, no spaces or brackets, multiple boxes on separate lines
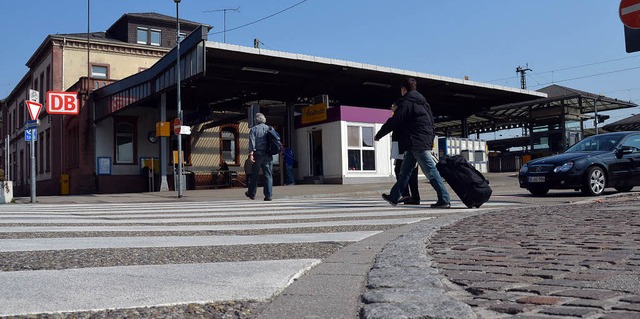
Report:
61,46,163,91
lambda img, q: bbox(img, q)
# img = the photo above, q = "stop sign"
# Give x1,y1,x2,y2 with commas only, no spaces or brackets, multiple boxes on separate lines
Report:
173,118,181,135
620,0,640,29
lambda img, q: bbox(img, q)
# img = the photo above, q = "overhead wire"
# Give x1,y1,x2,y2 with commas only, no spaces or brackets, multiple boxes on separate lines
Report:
485,54,640,86
208,0,308,36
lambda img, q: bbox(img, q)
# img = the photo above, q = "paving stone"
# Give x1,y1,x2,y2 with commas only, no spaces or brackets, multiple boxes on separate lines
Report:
563,298,613,310
508,284,566,295
551,288,622,300
564,272,615,281
538,279,592,288
600,312,640,319
515,296,564,305
488,302,532,315
538,306,599,317
620,296,640,303
612,303,640,312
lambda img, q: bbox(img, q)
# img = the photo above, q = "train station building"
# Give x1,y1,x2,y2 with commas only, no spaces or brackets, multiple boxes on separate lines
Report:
1,13,637,196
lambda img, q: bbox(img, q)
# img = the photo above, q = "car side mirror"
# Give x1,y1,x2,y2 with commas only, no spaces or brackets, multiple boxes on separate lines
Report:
615,146,634,159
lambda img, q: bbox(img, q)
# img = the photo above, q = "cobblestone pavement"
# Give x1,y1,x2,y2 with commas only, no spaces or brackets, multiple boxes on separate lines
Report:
427,194,640,318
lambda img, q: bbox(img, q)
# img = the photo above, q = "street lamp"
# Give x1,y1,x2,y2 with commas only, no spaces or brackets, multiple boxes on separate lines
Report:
174,0,183,198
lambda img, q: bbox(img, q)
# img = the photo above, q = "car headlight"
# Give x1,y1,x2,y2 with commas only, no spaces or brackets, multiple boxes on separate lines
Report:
520,164,528,174
553,161,574,173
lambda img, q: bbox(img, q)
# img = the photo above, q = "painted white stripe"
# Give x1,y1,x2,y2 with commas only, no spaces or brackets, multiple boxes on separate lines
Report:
0,210,433,224
0,259,320,317
621,3,640,15
0,217,426,233
0,231,380,252
0,205,422,218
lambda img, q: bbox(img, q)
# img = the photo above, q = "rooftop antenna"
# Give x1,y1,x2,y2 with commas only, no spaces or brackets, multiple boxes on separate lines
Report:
516,64,532,90
203,7,240,43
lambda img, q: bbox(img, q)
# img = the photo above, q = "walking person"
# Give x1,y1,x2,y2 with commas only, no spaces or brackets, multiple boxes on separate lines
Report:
374,77,450,208
385,104,420,204
283,145,295,185
245,113,274,201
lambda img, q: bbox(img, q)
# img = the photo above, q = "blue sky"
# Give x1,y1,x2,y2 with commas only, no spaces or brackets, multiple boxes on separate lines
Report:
2,0,639,125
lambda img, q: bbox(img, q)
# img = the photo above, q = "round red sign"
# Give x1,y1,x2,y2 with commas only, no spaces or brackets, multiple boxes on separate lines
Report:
620,0,640,29
173,118,181,135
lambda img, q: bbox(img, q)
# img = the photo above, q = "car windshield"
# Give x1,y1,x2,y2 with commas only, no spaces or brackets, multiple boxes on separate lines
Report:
565,133,625,153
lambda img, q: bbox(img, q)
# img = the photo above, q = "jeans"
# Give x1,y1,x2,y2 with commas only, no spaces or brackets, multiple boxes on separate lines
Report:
389,149,449,204
395,159,419,200
248,151,273,199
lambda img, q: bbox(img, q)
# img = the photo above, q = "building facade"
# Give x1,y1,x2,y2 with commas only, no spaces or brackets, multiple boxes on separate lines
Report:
1,13,207,196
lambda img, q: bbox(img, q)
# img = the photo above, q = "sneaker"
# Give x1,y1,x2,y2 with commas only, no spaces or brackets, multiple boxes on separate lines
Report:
381,194,398,206
245,191,255,200
430,202,451,209
404,200,421,205
264,197,272,201
399,195,411,202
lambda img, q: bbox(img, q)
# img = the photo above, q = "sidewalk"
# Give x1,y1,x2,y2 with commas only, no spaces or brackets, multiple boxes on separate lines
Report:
13,172,520,205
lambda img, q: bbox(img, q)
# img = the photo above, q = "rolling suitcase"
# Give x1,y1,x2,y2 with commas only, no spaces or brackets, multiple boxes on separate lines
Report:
436,155,492,208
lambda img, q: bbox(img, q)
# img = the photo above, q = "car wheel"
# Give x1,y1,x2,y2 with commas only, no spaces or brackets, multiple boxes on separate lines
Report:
581,166,606,196
528,186,549,196
615,186,633,192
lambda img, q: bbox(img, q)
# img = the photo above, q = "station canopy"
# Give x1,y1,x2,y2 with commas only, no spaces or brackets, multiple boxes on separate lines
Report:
94,27,633,135
435,85,638,136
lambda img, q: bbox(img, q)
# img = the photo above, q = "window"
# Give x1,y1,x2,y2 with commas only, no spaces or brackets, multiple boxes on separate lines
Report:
91,65,108,79
45,128,50,172
220,126,238,164
623,134,640,151
66,122,80,168
137,27,148,44
114,117,137,164
39,132,44,173
150,29,161,46
347,125,376,171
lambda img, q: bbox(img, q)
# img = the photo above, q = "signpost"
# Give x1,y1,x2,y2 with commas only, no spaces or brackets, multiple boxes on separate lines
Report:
27,92,41,203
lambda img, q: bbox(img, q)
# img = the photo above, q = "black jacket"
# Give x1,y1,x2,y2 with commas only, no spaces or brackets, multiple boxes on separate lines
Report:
375,90,435,153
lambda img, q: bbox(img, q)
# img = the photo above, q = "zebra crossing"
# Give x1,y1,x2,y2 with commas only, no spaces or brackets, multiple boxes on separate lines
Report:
0,197,507,317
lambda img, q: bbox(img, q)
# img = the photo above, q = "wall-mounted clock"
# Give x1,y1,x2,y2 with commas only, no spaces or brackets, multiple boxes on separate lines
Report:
147,131,158,143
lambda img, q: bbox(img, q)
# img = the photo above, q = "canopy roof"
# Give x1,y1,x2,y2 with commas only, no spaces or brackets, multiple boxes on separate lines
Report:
93,26,546,128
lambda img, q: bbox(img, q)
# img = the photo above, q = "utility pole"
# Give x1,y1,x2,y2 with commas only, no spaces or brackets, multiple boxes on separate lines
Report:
203,7,239,43
516,64,532,90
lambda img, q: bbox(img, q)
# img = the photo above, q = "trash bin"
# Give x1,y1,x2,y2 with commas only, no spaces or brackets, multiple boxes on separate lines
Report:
185,170,195,190
61,173,70,195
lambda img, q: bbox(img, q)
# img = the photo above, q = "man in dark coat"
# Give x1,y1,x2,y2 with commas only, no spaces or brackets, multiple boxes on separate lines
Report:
385,104,420,204
375,77,451,208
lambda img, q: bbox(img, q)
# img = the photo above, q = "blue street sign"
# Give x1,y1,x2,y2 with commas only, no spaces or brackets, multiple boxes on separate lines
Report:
24,119,40,130
25,129,37,141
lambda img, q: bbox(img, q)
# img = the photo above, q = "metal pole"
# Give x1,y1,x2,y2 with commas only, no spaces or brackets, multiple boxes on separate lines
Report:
30,138,36,203
594,98,599,135
175,0,183,198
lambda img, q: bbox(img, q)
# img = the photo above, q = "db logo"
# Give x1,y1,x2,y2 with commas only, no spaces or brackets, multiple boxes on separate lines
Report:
46,91,79,115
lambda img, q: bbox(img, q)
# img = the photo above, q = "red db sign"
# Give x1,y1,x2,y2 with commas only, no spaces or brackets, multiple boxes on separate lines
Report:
46,91,79,115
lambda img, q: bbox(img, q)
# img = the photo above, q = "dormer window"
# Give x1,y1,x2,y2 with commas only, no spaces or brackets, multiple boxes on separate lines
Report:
136,27,148,44
150,29,161,46
137,27,162,46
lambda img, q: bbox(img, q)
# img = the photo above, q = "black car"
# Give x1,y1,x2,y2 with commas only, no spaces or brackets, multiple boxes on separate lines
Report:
518,131,640,196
